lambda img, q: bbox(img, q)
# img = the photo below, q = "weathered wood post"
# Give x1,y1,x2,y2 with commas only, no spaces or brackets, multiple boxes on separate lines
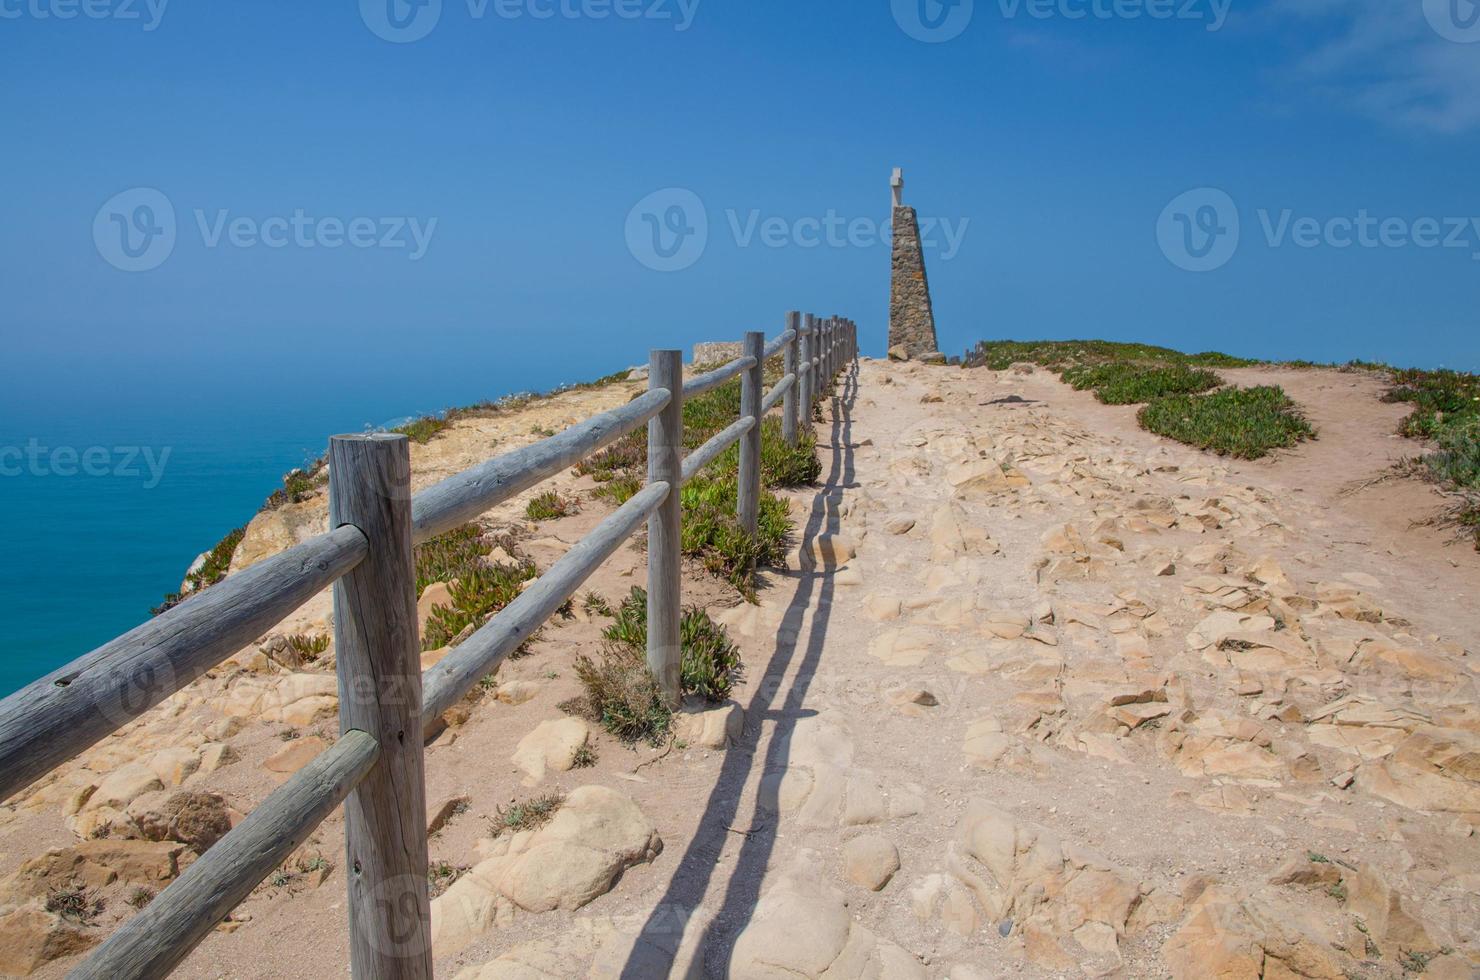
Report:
646,350,683,706
825,318,835,387
799,314,815,423
782,311,800,447
737,330,764,534
329,433,432,980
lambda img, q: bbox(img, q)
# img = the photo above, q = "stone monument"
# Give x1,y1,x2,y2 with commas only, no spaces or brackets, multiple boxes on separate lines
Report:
888,168,942,361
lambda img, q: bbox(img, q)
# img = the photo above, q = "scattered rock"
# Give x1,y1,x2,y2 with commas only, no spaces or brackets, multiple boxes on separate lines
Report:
843,835,900,891
511,718,591,783
263,736,329,775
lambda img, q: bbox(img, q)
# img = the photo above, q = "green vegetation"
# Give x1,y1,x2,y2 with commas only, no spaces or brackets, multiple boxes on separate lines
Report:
576,359,817,598
525,490,579,521
427,860,469,898
965,339,1315,460
46,885,104,925
413,524,538,652
572,586,742,743
1139,387,1316,460
1060,362,1221,405
264,460,329,511
154,525,248,615
964,339,1256,372
392,416,452,445
1383,367,1480,548
492,792,564,836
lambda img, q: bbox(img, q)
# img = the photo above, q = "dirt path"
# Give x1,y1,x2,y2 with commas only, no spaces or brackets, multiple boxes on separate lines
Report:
5,360,1478,979
438,359,1479,978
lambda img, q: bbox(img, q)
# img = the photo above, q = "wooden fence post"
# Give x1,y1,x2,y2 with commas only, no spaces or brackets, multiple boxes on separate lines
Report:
329,434,432,980
737,330,764,534
783,311,800,447
799,314,815,423
646,350,683,706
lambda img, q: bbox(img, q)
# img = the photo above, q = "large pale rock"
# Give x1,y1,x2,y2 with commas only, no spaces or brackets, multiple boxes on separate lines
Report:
511,718,590,783
88,763,163,811
1162,887,1347,980
930,503,997,562
804,534,857,569
950,801,1146,968
673,699,744,749
431,787,661,957
730,874,925,979
843,835,900,891
0,906,97,976
263,736,330,774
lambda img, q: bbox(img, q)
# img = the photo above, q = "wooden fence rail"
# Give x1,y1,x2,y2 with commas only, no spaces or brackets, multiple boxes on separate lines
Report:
0,311,858,979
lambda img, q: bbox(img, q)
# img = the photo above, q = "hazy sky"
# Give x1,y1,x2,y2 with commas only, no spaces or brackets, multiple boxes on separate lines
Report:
4,0,1478,419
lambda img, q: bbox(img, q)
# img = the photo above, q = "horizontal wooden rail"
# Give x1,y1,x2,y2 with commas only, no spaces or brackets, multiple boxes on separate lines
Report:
682,356,756,399
763,328,796,359
2,310,857,980
680,416,754,485
70,730,380,980
761,373,795,414
411,387,670,544
421,481,670,722
0,525,369,802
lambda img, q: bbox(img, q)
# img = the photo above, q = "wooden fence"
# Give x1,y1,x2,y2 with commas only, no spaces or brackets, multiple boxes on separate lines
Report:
0,311,859,979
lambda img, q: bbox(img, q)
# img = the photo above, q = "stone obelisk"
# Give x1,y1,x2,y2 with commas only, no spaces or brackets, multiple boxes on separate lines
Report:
888,168,940,361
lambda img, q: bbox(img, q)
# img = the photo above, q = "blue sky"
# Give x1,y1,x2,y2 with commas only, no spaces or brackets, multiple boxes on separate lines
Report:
2,0,1479,417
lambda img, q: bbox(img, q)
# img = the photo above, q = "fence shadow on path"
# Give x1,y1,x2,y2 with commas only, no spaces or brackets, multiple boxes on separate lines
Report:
618,363,860,979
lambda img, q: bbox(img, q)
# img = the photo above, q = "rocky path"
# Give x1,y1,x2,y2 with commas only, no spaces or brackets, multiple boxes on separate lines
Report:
4,359,1478,978
441,358,1479,978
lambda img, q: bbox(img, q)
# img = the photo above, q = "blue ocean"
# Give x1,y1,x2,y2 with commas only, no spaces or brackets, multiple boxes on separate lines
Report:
0,356,611,699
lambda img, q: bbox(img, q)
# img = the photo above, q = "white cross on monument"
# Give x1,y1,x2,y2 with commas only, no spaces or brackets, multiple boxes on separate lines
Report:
891,167,904,209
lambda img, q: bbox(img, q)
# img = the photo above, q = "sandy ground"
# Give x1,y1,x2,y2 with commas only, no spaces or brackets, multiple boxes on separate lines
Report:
3,359,1477,978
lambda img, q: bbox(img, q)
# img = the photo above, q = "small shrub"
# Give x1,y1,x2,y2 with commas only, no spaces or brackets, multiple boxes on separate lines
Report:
154,525,247,615
264,459,330,512
127,887,154,909
582,592,614,617
273,632,329,667
423,561,538,651
393,416,451,445
601,587,742,702
492,793,564,836
573,644,672,744
525,491,579,521
47,885,104,925
1061,362,1221,405
414,524,493,595
427,861,468,898
571,743,598,768
1138,386,1316,460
